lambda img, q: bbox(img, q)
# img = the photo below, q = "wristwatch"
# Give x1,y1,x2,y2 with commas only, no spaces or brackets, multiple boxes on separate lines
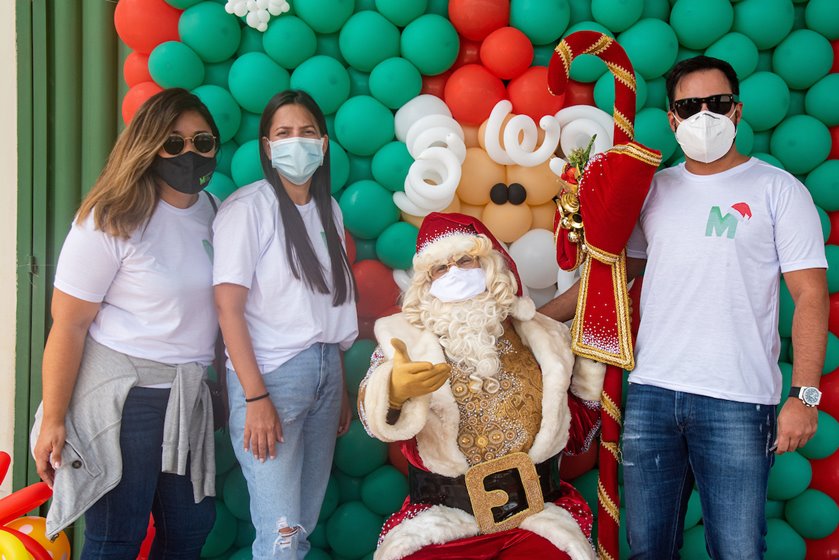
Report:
789,386,822,407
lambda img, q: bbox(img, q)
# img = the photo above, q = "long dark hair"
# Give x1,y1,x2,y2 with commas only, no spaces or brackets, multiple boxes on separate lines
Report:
258,90,356,306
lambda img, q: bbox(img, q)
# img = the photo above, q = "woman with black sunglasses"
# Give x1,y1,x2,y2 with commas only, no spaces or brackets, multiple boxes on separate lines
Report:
31,88,220,558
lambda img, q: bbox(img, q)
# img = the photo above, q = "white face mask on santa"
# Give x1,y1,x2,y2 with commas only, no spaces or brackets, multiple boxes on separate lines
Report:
429,266,488,303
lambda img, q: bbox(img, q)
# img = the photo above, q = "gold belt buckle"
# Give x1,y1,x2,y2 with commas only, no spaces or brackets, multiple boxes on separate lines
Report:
464,452,544,534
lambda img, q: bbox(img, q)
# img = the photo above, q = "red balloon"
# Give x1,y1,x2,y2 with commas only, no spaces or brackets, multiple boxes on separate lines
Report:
820,368,839,421
563,80,596,108
507,66,566,121
114,0,181,55
448,0,509,42
832,39,839,73
122,81,164,125
828,213,839,246
806,525,839,560
353,260,401,319
444,64,508,126
830,126,839,160
0,482,52,525
828,292,839,337
0,451,9,483
810,449,839,502
124,52,152,88
453,37,482,69
0,527,51,560
421,70,452,99
345,230,357,264
137,514,155,560
480,27,533,80
559,445,597,481
388,442,410,477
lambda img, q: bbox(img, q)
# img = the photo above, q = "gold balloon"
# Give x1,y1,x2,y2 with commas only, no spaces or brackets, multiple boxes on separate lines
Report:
462,125,480,149
400,198,461,228
459,202,484,220
506,161,562,206
531,201,556,231
482,203,532,243
5,517,71,560
457,147,506,206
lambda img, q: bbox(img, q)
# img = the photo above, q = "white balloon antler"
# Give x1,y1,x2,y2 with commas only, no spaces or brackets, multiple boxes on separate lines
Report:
483,100,561,168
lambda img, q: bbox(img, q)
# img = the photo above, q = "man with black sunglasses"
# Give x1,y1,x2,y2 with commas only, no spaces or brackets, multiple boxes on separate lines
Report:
618,56,828,558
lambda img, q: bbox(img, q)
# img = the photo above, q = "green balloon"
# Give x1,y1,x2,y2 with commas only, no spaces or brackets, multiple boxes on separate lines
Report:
148,41,204,90
223,466,251,521
200,501,237,557
817,206,831,243
203,59,233,88
765,499,785,519
228,52,289,114
684,489,702,529
591,0,643,33
740,72,790,132
784,489,839,540
307,548,331,560
339,11,401,72
372,141,413,193
290,55,351,115
237,26,264,56
355,0,377,10
594,71,647,112
670,0,734,50
752,130,772,154
376,222,419,270
235,520,255,548
568,0,593,25
326,502,383,559
319,476,340,521
645,77,667,110
779,362,792,401
806,161,839,212
617,18,679,80
334,469,364,502
334,96,395,157
354,237,378,261
824,331,839,373
772,30,833,90
799,411,839,459
229,547,254,560
510,0,570,46
193,84,241,143
425,0,448,16
263,16,317,70
310,522,328,549
400,14,460,76
361,465,410,516
294,0,354,33
734,118,754,155
756,49,774,73
779,279,794,337
634,108,678,162
316,32,347,65
216,140,237,176
675,46,702,66
334,420,389,478
767,451,812,500
206,171,237,201
779,338,791,363
233,111,261,146
343,339,377,395
179,2,241,63
679,525,708,560
733,0,795,50
752,152,784,169
787,90,806,119
376,0,427,27
214,429,237,474
370,58,423,110
805,0,839,41
805,73,839,127
532,44,554,67
348,154,374,184
770,115,831,175
339,179,399,239
165,0,202,7
230,139,263,187
330,140,350,194
705,33,759,80
764,518,806,560
348,68,371,97
563,22,613,83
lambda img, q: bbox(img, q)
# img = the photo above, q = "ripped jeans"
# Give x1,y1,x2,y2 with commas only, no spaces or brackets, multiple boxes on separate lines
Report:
227,343,342,559
622,383,776,560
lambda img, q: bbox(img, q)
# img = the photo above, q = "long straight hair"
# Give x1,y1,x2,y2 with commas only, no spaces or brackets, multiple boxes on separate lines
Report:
77,88,220,238
258,90,357,307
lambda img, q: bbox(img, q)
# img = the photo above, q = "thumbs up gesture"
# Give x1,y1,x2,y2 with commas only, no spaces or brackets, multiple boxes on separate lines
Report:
388,338,451,410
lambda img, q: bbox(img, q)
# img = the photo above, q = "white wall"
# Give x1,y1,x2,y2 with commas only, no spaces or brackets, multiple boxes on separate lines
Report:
0,1,18,498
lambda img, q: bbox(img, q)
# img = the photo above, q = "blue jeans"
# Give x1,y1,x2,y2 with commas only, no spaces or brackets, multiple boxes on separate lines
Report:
82,387,216,560
622,384,776,560
227,343,342,560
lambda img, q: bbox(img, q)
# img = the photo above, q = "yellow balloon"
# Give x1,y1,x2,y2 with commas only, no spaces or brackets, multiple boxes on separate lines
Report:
531,201,557,231
482,203,532,243
462,125,480,149
5,517,71,560
400,199,461,229
459,202,484,221
0,530,29,560
457,148,505,206
506,161,562,206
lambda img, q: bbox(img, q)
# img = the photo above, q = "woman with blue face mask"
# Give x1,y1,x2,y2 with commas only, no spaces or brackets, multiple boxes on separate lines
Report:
212,90,358,559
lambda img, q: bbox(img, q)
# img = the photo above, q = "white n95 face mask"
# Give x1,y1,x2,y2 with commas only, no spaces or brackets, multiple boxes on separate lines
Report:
674,110,737,164
429,266,488,303
268,137,324,185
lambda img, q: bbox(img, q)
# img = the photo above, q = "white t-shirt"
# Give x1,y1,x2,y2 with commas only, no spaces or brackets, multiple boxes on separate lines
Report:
212,180,358,373
626,158,827,405
54,195,218,366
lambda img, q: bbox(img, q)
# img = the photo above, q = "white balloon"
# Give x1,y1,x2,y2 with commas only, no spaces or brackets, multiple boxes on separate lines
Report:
559,118,612,159
483,100,515,165
393,191,446,216
549,155,569,178
257,22,269,31
257,8,270,22
245,11,261,29
246,0,258,10
508,229,560,290
555,268,580,297
503,114,561,167
404,147,461,204
234,3,249,17
527,284,559,309
409,129,466,163
395,95,452,142
555,105,615,145
392,269,413,292
256,0,268,8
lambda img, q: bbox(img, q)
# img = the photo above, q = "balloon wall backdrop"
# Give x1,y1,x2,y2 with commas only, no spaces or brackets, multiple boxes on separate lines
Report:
112,0,839,558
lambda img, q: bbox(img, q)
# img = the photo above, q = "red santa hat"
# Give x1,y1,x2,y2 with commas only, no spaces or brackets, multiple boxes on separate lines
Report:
414,212,536,320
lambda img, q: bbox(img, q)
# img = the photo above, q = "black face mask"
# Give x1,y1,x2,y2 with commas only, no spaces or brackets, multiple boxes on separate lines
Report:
151,151,217,195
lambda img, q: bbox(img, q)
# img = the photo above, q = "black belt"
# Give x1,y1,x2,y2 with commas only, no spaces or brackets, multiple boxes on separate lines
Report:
409,456,561,523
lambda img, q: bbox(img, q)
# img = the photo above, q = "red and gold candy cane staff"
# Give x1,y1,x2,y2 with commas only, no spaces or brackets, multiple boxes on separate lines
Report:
547,31,662,560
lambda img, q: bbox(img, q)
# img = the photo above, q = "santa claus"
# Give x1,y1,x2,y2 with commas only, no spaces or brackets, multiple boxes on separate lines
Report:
358,212,606,560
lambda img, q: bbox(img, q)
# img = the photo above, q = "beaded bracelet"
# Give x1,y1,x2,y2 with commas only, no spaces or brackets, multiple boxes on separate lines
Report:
245,392,270,403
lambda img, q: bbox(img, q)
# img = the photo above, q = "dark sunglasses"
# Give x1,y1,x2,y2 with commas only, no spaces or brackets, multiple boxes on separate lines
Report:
162,132,217,156
671,94,737,119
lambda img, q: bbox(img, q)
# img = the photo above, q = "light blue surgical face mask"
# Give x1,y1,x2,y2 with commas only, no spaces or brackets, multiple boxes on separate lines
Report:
268,137,324,185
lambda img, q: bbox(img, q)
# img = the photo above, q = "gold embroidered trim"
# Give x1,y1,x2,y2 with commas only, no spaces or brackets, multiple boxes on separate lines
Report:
597,549,617,560
555,41,573,77
610,143,663,167
583,35,613,57
613,109,635,141
605,61,636,92
597,478,620,522
601,393,622,427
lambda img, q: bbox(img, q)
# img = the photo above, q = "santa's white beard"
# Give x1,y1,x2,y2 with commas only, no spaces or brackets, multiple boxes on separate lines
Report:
417,290,509,386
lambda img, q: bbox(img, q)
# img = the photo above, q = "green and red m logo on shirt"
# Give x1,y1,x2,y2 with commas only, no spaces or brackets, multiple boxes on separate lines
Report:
705,202,752,239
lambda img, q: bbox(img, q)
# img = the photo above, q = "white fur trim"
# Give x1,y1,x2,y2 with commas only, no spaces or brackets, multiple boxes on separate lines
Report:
519,503,596,560
414,233,477,273
374,506,478,560
570,358,607,401
510,296,536,321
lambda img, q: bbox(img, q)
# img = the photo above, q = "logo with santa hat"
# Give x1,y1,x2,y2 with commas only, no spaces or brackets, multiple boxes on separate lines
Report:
705,202,752,239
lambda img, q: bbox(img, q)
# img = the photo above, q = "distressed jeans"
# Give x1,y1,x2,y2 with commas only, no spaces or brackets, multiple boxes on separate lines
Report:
622,383,776,560
227,343,342,559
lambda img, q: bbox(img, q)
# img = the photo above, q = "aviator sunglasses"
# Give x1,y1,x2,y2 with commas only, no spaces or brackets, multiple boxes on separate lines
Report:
671,94,737,119
161,132,217,156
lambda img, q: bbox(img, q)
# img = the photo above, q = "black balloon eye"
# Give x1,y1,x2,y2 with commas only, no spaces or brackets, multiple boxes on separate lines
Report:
508,183,527,205
490,183,508,205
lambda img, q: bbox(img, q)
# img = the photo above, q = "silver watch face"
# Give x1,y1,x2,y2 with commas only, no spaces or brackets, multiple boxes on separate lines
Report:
802,387,821,406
